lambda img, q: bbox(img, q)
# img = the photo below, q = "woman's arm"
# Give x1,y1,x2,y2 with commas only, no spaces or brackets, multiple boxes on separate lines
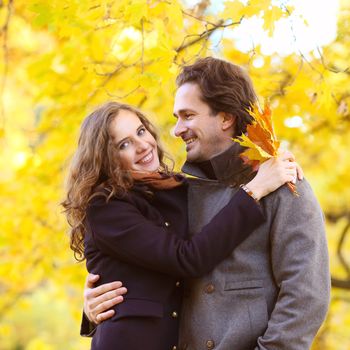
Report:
87,187,263,278
88,152,297,277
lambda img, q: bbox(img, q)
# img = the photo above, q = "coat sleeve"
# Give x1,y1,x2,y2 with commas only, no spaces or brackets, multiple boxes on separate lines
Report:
80,312,96,337
255,179,330,350
87,188,265,278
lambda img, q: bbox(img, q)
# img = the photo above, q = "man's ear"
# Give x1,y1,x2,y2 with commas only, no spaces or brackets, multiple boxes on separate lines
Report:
220,112,235,131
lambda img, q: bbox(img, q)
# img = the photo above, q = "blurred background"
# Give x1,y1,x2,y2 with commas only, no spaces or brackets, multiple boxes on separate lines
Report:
0,0,349,348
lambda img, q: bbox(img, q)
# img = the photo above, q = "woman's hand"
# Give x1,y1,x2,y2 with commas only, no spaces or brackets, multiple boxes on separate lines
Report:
83,273,127,324
245,151,301,201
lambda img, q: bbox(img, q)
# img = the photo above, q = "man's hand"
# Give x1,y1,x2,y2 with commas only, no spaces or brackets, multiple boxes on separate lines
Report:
83,273,127,324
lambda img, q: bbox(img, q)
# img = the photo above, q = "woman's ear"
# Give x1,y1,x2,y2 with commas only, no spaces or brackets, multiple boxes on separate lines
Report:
220,112,235,131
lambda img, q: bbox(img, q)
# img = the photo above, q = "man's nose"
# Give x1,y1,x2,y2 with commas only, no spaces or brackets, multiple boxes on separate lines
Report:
174,119,187,137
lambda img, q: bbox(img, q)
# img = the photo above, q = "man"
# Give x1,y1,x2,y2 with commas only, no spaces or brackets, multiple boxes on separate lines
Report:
82,57,330,349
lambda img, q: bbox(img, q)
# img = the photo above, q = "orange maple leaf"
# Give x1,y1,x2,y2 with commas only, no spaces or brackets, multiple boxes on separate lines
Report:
234,101,298,196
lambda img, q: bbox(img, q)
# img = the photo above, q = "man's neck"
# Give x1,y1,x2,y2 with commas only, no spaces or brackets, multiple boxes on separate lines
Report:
181,143,254,185
207,141,234,161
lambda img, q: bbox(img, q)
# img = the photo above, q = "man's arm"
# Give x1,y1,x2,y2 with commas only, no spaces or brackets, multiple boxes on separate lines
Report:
80,274,127,336
255,179,330,349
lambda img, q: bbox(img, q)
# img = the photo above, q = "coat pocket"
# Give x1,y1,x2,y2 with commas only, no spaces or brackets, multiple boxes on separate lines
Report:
224,279,268,346
224,279,264,291
111,298,163,321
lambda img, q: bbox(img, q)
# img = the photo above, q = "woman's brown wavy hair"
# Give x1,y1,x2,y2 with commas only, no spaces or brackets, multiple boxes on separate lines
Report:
62,101,172,261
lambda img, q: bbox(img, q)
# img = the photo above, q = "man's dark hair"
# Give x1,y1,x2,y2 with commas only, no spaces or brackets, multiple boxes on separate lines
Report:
176,57,258,137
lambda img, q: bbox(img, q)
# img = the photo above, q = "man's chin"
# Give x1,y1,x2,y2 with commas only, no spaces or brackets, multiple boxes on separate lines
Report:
185,150,197,162
185,149,205,163
185,142,211,162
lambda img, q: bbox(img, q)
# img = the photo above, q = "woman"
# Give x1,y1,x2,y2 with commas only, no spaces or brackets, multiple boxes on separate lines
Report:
63,102,297,350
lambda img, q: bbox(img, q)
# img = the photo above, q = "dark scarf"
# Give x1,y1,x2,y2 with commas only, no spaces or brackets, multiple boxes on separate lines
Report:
131,171,185,190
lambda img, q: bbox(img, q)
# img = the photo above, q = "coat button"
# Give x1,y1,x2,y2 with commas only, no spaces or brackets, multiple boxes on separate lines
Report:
206,339,215,349
204,283,215,294
165,221,170,227
175,281,181,287
171,311,178,318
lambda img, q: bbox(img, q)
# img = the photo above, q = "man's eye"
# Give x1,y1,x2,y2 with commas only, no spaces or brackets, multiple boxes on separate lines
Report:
184,114,193,119
119,141,129,150
138,127,146,136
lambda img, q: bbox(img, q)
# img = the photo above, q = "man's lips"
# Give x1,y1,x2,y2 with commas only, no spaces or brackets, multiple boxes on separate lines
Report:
184,137,197,145
182,132,197,145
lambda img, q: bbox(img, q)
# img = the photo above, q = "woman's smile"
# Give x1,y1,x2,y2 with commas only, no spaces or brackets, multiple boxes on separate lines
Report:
109,109,160,172
136,149,154,165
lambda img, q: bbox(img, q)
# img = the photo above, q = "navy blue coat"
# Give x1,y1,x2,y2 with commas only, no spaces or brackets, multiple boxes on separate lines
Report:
82,183,264,350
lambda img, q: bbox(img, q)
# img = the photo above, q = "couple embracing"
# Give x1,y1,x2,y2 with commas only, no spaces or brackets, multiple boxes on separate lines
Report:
63,57,330,350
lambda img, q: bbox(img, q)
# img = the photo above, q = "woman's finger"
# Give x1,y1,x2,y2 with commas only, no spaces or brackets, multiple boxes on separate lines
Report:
88,281,124,298
94,296,125,322
95,309,116,323
89,287,127,310
85,273,100,288
280,151,295,162
282,161,297,169
296,163,304,180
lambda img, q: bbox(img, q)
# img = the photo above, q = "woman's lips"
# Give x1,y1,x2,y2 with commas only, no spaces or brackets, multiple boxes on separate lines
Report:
137,150,154,164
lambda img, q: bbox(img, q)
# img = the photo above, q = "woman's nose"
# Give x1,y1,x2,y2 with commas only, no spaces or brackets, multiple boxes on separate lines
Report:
135,138,148,153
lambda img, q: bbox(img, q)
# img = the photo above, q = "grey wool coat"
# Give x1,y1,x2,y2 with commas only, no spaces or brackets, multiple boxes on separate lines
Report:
178,144,330,350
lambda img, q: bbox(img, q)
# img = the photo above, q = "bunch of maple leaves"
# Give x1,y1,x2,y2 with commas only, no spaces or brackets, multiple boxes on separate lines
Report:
234,102,298,195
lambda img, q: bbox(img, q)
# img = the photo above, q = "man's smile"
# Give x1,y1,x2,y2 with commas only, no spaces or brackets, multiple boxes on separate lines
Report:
184,137,197,145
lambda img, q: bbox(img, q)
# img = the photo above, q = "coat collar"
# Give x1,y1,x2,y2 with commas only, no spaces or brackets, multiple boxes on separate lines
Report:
181,143,254,186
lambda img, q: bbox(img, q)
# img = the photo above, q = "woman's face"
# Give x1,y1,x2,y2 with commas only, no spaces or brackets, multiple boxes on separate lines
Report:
110,109,160,172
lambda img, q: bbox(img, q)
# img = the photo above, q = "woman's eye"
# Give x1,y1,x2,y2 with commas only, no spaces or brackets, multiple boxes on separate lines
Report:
138,127,146,136
119,141,129,150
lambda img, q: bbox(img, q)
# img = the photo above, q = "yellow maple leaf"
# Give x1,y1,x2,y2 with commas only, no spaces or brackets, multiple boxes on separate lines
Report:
236,133,272,161
234,101,297,195
263,6,284,36
221,1,246,20
243,0,271,18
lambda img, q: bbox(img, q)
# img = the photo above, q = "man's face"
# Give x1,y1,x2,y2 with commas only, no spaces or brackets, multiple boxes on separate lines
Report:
173,83,231,162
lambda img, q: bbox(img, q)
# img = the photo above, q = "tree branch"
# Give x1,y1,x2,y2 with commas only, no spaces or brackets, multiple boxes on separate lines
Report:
175,17,243,57
325,211,350,223
182,9,217,27
337,221,350,277
324,212,350,290
88,60,140,103
317,46,350,76
269,60,304,100
331,277,350,290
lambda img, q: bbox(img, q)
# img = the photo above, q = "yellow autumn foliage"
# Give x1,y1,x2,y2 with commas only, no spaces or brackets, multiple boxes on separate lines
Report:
0,0,349,349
